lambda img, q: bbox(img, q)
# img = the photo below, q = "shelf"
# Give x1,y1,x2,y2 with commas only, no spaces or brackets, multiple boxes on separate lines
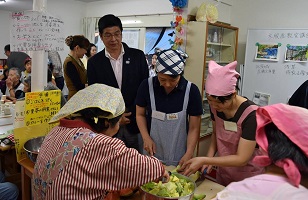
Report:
184,21,238,156
207,42,232,47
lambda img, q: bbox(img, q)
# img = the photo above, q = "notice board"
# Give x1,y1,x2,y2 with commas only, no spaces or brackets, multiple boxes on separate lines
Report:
242,29,308,105
10,11,65,52
13,90,61,162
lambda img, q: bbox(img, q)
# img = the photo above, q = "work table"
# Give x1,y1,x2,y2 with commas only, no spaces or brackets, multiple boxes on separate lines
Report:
130,165,225,200
18,160,225,200
130,177,225,200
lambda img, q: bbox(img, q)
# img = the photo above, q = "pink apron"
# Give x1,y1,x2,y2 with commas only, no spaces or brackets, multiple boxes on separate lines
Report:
213,105,264,186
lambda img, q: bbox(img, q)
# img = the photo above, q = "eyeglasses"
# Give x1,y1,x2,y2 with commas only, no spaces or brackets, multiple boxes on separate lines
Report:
103,31,122,39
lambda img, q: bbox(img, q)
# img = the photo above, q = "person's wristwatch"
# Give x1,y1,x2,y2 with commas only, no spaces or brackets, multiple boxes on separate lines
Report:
8,88,13,92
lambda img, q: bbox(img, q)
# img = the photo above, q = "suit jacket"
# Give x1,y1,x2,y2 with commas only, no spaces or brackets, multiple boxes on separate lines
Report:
87,43,149,134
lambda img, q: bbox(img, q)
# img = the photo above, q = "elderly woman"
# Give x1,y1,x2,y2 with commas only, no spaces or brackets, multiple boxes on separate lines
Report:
136,49,203,166
5,67,24,99
32,84,169,199
214,104,308,199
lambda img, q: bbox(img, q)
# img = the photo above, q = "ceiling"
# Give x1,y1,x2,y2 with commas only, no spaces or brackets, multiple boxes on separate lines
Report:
0,0,104,12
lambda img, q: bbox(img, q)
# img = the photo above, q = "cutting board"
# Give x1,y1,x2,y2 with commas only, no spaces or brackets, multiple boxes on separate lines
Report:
194,178,225,200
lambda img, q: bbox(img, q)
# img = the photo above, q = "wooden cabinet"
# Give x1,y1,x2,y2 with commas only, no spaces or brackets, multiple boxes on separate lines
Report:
184,21,238,156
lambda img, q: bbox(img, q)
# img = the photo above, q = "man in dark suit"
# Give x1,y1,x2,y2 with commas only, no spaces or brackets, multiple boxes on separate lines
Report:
87,14,148,152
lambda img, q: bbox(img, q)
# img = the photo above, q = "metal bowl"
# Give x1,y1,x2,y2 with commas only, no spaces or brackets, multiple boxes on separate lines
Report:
23,136,45,163
140,173,196,200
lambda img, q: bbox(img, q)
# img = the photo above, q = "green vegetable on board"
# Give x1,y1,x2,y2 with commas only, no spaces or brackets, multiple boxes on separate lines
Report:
141,174,194,198
193,193,206,200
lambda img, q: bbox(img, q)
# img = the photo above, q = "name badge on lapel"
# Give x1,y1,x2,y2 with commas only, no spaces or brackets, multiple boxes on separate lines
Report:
152,110,165,121
126,58,130,64
166,113,178,120
223,121,238,132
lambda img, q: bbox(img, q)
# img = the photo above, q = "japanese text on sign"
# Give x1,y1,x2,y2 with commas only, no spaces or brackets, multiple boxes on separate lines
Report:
255,64,276,75
268,32,308,40
284,64,308,76
25,90,61,127
10,11,65,51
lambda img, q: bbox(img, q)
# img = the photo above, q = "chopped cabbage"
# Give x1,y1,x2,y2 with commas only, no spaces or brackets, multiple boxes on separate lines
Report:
141,174,194,198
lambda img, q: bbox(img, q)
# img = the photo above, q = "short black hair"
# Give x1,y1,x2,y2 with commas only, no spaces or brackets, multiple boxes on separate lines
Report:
85,43,96,58
265,123,308,175
98,14,123,34
76,108,122,133
4,44,10,52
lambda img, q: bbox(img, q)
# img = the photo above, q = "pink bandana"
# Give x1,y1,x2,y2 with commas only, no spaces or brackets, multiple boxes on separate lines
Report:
205,60,239,96
253,103,308,187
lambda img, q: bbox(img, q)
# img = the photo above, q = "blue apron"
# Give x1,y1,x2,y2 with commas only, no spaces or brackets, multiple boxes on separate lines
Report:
148,77,191,166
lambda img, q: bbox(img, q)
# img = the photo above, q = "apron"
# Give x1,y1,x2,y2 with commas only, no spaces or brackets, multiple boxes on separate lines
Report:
148,77,191,166
213,105,264,186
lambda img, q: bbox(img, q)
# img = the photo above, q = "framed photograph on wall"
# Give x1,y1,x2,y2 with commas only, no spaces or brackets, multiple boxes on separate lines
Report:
255,43,280,61
285,44,308,62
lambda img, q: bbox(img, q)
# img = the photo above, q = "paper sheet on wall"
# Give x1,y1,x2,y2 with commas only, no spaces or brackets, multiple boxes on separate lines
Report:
252,91,271,106
25,90,61,127
10,11,65,51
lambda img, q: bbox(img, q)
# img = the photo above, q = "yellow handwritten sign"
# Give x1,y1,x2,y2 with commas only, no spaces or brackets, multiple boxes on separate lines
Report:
25,90,61,127
14,122,58,162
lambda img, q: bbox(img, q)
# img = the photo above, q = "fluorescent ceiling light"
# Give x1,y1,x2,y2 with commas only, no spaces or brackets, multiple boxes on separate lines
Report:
122,20,142,25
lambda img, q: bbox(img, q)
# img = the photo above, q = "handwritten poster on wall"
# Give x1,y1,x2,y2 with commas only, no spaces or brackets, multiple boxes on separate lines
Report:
25,90,61,127
243,29,308,104
10,11,65,51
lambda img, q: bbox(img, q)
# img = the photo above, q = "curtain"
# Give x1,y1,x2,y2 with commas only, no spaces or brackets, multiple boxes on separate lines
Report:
82,17,98,43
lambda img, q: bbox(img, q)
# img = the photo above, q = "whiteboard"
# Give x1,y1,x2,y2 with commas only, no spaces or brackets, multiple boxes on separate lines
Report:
242,29,308,105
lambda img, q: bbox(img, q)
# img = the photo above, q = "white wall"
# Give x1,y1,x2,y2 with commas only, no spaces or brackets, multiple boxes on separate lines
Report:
187,0,232,24
84,0,173,17
231,0,308,66
0,0,234,62
85,0,232,26
0,0,234,61
0,0,87,61
46,0,87,61
0,11,11,60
